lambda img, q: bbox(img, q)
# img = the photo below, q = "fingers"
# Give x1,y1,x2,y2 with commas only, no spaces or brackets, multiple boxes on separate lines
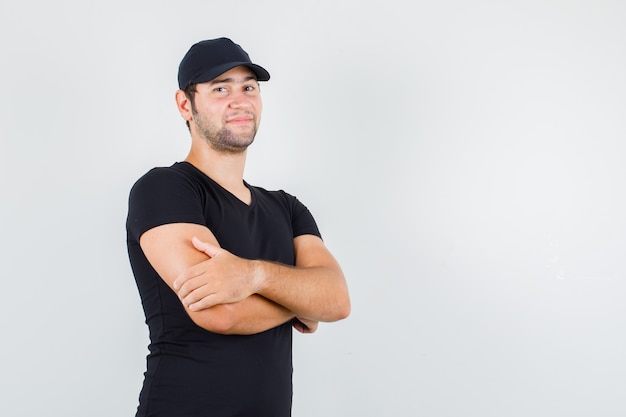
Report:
181,284,239,311
176,276,221,310
174,265,240,311
173,268,197,291
187,293,219,311
292,318,319,334
192,236,220,257
173,240,254,311
174,254,212,291
292,320,306,333
181,284,213,310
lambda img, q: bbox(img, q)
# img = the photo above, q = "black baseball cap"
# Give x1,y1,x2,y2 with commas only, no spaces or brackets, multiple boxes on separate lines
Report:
177,37,270,89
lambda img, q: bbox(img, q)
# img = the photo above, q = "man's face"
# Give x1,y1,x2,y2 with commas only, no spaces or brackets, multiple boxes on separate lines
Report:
190,66,263,153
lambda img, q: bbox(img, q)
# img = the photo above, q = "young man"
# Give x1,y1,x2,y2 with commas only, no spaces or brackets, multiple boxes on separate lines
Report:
126,37,350,417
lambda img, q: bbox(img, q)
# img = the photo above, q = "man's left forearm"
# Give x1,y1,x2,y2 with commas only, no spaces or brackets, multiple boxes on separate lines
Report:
253,239,351,322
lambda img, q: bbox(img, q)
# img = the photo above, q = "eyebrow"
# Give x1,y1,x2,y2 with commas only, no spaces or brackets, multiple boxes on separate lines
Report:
209,75,258,85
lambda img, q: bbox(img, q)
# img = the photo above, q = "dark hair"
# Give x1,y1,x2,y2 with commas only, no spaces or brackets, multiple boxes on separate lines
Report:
183,84,198,130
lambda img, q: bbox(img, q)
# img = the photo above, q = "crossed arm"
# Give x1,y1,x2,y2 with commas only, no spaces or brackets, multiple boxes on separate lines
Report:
140,222,351,335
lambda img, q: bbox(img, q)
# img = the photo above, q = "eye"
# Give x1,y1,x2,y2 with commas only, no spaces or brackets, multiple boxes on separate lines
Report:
244,85,256,92
214,86,228,93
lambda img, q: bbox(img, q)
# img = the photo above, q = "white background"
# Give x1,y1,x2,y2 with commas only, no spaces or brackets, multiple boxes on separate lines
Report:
1,1,625,416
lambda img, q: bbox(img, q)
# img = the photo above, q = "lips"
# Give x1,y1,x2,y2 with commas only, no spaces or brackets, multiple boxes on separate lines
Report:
226,113,254,124
228,118,252,124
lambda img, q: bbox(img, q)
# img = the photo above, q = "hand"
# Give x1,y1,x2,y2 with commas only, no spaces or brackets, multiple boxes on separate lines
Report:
173,237,262,311
292,317,319,334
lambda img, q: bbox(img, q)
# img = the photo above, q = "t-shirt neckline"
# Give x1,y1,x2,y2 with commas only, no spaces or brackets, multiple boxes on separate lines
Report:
176,161,255,208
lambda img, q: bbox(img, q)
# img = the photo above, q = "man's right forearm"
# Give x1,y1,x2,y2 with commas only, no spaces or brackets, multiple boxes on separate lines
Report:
187,294,295,335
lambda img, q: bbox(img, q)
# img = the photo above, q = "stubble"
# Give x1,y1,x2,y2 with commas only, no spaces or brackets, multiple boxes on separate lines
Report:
192,107,257,154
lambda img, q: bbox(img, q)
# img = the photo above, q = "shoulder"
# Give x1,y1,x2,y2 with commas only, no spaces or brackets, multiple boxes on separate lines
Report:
250,185,316,219
244,183,321,238
249,184,296,202
130,162,203,197
249,185,304,209
132,162,195,188
126,163,208,240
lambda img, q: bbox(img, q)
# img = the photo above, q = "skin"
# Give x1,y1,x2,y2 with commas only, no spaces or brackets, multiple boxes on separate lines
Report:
139,66,350,335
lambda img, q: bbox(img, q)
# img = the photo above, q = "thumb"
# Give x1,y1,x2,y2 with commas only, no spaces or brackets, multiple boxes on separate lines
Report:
191,236,220,257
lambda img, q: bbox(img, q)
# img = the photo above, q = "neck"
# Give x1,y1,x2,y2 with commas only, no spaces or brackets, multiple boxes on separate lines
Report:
185,142,250,201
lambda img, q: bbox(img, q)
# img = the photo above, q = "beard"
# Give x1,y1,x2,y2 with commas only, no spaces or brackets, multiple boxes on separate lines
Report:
192,107,258,154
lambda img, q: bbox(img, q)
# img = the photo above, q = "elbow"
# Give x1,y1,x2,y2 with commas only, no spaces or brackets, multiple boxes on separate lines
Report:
326,294,351,322
188,305,238,335
206,318,237,335
333,274,351,321
337,297,351,320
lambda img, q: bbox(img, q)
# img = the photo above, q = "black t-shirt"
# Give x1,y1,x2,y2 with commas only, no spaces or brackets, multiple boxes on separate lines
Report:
126,162,321,417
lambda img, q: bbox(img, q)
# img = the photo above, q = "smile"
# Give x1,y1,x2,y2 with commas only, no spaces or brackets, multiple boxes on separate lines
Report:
228,118,253,124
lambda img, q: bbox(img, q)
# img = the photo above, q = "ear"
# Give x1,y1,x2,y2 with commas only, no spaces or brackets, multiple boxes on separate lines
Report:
175,90,193,123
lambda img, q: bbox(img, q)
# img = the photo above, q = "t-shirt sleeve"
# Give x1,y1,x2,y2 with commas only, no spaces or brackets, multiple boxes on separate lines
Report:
289,194,322,240
127,167,206,242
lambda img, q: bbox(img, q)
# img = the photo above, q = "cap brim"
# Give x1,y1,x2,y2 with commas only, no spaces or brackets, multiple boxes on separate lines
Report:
190,62,270,86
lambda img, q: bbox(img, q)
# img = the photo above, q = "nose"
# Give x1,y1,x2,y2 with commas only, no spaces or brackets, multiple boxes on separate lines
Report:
229,91,252,109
